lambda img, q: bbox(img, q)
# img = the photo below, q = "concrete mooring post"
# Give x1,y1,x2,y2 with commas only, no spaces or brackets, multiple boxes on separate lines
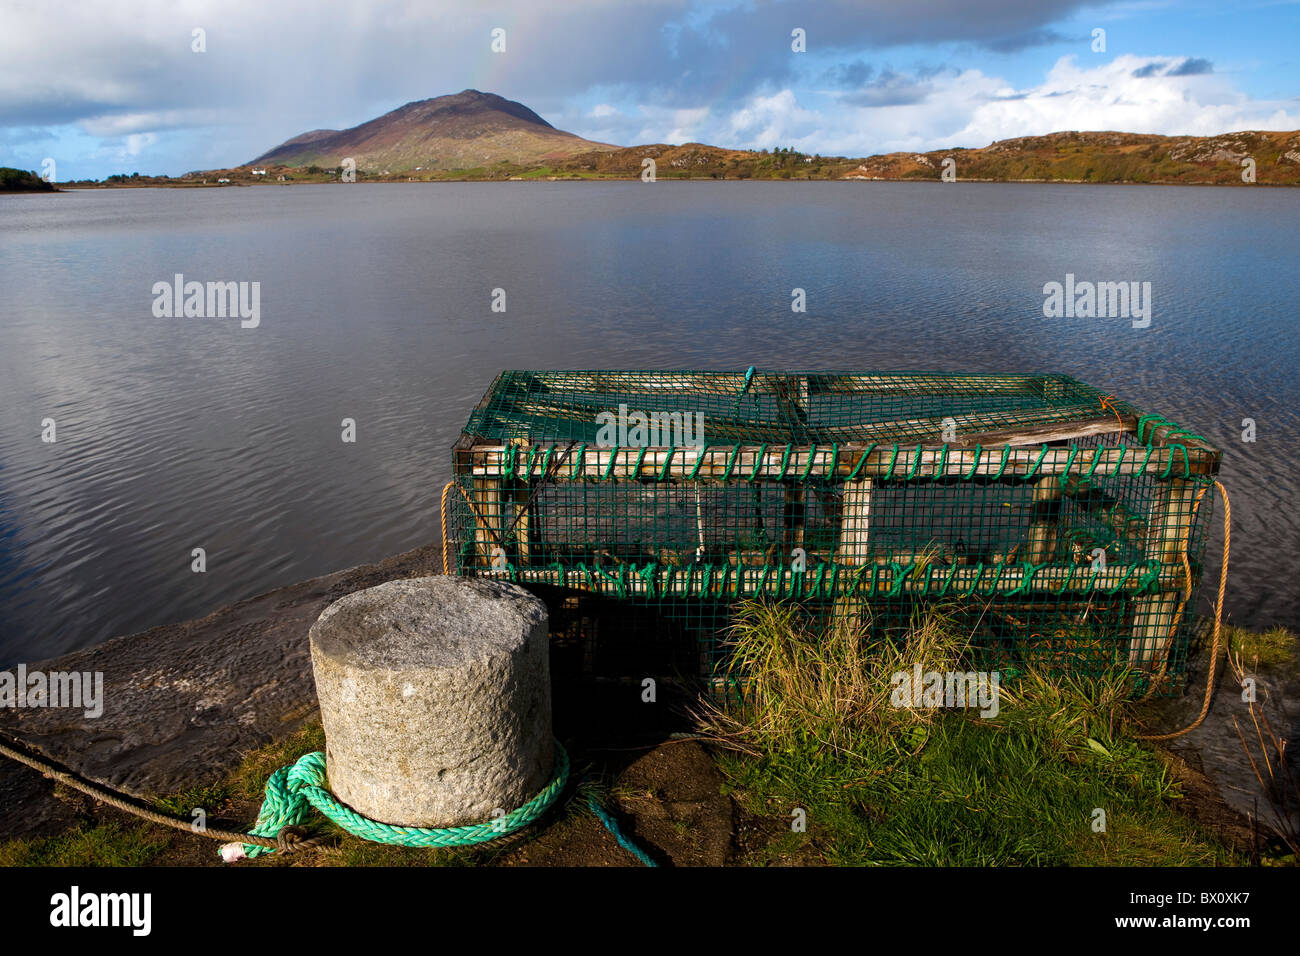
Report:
308,575,553,828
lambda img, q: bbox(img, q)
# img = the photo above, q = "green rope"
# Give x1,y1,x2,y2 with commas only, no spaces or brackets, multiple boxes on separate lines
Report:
1056,446,1079,490
905,444,924,480
569,443,588,480
242,742,570,857
657,446,675,481
1136,413,1163,444
729,366,757,416
1025,443,1049,480
1109,444,1126,477
885,443,900,479
991,445,1011,480
587,796,658,867
1161,444,1190,479
601,446,620,481
747,443,768,482
845,443,874,482
777,443,794,480
932,443,948,480
1083,446,1105,482
687,446,708,481
799,444,819,482
723,443,742,480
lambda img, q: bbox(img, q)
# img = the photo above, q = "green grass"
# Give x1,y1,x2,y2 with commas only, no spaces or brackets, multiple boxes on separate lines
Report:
703,599,1241,866
154,782,232,818
0,822,169,867
229,722,325,799
1226,624,1297,669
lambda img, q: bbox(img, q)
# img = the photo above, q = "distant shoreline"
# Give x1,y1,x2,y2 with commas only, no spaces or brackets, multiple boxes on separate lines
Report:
49,177,1299,189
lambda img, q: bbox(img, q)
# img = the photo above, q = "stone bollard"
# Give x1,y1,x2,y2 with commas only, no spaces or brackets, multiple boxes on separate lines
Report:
308,575,552,827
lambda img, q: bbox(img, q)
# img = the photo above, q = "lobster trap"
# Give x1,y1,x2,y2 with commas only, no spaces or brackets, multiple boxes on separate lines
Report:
447,370,1220,697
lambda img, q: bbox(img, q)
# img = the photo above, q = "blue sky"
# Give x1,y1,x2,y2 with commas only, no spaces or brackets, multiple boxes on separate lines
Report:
1,0,1297,180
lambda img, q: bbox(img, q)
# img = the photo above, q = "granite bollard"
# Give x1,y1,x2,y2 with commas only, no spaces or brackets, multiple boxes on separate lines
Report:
308,575,552,827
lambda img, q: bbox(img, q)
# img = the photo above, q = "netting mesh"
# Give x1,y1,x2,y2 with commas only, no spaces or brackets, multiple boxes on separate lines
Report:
449,370,1220,699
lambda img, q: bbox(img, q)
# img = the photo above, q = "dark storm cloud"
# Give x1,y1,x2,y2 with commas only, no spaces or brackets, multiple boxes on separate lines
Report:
2,0,1104,133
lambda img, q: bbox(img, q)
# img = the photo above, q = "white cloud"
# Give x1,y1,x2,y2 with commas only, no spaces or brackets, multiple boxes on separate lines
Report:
701,54,1300,156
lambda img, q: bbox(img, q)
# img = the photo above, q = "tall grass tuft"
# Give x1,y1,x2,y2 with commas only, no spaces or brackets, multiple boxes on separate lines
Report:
700,598,1239,866
699,600,968,759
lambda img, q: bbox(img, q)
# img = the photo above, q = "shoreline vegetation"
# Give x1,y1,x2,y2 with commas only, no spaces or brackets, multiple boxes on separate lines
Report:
43,128,1300,190
0,167,57,193
0,540,1294,867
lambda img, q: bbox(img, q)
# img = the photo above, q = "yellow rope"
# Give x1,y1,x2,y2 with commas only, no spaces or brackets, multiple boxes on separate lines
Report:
1137,479,1230,741
441,480,454,575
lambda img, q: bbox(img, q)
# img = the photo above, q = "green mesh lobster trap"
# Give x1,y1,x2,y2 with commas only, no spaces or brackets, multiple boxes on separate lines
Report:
447,369,1220,698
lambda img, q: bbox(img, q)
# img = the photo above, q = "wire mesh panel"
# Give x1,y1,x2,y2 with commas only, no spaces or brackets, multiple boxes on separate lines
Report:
449,370,1220,698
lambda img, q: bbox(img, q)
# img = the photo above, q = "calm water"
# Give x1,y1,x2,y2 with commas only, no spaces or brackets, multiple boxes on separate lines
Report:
1,182,1297,663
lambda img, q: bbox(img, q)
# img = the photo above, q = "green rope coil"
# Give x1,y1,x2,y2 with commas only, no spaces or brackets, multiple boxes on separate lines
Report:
242,742,570,858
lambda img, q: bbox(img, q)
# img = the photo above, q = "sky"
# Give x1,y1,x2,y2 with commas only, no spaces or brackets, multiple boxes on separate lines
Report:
1,0,1297,180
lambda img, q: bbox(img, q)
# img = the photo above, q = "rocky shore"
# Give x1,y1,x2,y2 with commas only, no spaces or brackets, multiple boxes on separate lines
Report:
0,545,443,839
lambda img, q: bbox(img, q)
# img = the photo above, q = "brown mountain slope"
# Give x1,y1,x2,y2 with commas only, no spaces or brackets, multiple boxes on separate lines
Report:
250,89,618,171
842,129,1300,184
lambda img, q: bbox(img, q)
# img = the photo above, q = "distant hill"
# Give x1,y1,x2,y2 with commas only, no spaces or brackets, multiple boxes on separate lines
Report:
250,89,618,171
0,167,56,192
842,130,1300,185
181,93,1300,187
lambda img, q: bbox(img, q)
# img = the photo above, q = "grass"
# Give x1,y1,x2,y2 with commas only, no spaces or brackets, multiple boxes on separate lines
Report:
0,821,169,866
1225,624,1298,669
701,599,1242,866
2,609,1282,867
229,722,325,799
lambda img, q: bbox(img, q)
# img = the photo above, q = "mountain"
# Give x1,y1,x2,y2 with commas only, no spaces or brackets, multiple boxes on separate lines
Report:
246,91,1300,184
841,129,1300,185
250,90,618,171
